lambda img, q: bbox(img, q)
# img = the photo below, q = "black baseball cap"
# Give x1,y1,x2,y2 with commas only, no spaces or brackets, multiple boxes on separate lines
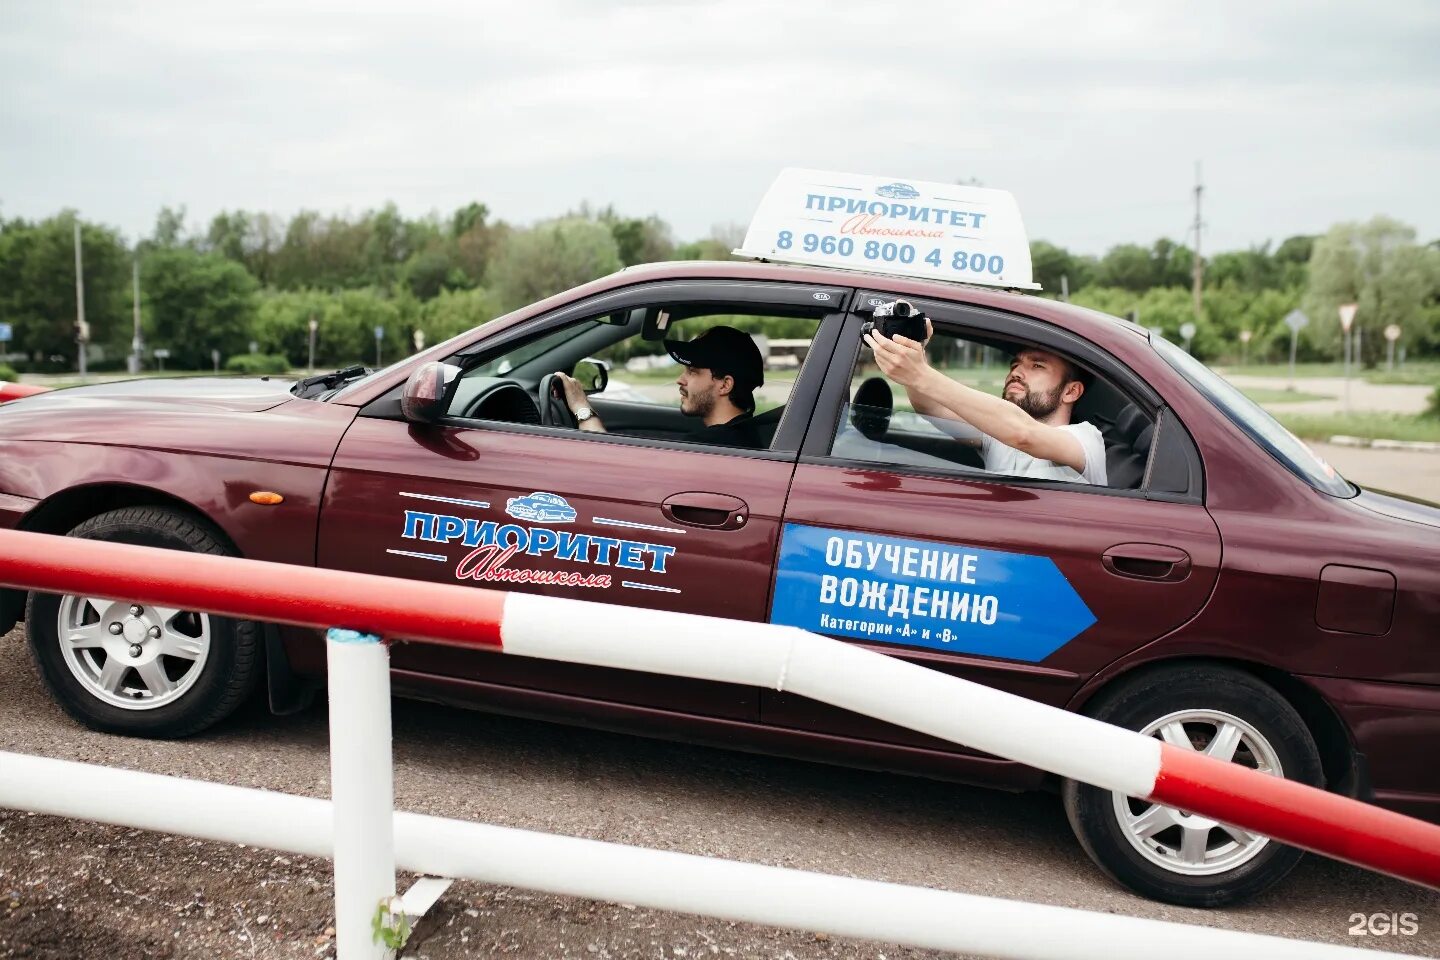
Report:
664,326,764,389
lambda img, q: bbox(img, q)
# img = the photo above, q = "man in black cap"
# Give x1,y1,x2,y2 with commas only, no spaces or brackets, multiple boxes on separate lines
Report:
556,325,766,449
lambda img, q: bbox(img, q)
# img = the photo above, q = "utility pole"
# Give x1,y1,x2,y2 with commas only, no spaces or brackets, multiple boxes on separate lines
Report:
73,221,88,381
130,258,144,374
1190,162,1204,325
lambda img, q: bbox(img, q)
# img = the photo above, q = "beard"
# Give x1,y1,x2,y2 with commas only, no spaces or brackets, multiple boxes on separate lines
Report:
1006,381,1063,420
680,386,715,419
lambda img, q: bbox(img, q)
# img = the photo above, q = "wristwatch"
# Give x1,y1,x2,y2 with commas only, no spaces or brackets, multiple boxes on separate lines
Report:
573,405,594,423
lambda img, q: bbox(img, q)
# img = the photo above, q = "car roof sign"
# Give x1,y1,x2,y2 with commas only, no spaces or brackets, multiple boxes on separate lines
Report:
734,168,1039,290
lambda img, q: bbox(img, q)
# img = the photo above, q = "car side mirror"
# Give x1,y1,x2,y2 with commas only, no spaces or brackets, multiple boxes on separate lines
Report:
400,361,462,423
574,358,609,394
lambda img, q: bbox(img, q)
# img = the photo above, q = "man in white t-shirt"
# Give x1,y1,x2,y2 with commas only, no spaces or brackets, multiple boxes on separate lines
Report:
865,321,1107,486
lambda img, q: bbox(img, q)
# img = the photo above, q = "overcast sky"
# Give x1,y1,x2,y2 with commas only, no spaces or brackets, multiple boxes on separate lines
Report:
2,0,1437,256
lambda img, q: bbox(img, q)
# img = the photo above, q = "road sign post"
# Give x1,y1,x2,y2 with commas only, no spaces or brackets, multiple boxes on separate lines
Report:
1338,304,1358,413
308,316,319,375
374,325,384,368
153,348,169,373
211,349,220,373
1179,322,1196,355
1282,310,1308,387
1239,329,1252,368
1384,324,1401,372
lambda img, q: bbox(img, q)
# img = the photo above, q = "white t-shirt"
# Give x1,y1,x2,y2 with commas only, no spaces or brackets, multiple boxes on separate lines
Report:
980,421,1107,486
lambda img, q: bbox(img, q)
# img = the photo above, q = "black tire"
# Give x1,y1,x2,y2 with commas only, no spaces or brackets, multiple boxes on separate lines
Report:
25,506,262,738
1062,664,1323,907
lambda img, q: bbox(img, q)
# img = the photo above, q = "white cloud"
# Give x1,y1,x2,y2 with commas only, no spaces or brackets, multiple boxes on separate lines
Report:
1,0,1437,253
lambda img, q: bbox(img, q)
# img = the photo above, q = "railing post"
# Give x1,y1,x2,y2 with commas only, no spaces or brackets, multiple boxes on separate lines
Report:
327,629,397,960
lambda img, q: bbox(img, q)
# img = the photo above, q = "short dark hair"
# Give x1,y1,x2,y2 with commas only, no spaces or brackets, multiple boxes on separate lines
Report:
728,382,756,413
1059,356,1094,391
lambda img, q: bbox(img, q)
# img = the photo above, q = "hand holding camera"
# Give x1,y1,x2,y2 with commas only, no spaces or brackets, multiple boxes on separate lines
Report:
863,299,929,343
863,299,934,388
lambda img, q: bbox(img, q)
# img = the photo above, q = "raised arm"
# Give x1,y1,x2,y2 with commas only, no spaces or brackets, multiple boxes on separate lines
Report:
866,331,1087,473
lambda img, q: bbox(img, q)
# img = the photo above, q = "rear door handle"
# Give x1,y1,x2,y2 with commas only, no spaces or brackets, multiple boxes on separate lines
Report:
661,492,749,530
1102,543,1191,582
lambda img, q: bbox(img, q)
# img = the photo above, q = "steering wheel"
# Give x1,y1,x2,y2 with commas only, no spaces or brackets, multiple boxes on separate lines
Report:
537,373,578,428
851,377,894,441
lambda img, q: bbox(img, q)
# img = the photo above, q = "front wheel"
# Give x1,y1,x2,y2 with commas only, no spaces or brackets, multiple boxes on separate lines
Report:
25,506,262,738
1063,664,1324,907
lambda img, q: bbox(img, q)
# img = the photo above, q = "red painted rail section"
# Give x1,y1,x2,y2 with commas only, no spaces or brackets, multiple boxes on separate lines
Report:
1,526,1438,891
0,381,50,402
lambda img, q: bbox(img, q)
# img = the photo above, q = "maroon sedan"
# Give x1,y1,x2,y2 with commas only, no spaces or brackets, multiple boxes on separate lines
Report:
1,260,1437,907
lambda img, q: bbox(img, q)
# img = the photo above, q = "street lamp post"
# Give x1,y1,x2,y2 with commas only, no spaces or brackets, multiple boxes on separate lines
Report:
73,222,88,382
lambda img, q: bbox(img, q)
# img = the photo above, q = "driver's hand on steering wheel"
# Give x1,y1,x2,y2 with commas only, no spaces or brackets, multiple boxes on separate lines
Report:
554,371,587,411
554,371,606,432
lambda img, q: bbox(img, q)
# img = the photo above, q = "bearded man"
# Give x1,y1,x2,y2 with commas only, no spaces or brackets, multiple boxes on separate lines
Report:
557,325,765,450
866,321,1106,486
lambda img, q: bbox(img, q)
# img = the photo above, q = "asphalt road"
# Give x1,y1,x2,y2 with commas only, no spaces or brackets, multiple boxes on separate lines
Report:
1,624,1436,959
1311,442,1440,503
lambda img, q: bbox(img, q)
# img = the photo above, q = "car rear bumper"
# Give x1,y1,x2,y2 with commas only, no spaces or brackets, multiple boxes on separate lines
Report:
1303,673,1440,824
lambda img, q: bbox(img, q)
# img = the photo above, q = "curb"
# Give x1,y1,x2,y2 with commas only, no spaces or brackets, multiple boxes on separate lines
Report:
1328,435,1440,454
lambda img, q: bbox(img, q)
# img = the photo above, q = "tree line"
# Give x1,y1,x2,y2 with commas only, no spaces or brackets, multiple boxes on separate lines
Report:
0,200,1436,375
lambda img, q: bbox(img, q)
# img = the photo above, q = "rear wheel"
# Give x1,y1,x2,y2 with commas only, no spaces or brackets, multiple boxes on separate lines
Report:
25,506,261,738
1063,664,1324,906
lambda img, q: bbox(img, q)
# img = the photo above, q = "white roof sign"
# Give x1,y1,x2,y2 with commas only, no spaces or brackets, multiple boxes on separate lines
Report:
735,168,1038,290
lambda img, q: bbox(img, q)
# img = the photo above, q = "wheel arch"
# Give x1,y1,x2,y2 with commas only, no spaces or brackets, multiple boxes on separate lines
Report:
3,485,231,636
7,485,310,717
1066,655,1362,800
17,483,241,550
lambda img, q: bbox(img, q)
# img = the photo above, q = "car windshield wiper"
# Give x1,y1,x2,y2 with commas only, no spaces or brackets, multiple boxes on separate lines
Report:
291,364,370,399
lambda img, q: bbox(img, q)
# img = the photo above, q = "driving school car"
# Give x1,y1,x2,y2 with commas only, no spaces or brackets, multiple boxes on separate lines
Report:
1,170,1438,909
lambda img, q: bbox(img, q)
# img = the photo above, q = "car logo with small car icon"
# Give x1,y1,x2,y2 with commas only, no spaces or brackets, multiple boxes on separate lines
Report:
875,182,921,199
506,492,578,524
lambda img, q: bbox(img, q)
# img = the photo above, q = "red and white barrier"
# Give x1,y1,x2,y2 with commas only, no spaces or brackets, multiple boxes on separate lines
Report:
1,526,1439,958
0,381,50,402
0,750,1410,960
1,528,1434,890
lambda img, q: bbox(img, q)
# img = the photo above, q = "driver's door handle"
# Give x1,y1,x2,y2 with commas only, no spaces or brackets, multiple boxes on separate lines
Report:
661,492,749,530
1102,543,1191,582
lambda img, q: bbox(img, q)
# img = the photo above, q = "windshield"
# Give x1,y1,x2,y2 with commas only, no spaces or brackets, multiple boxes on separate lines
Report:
470,321,601,378
1152,335,1354,497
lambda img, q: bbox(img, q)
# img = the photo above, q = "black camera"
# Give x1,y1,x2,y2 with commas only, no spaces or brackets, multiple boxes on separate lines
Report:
863,299,928,342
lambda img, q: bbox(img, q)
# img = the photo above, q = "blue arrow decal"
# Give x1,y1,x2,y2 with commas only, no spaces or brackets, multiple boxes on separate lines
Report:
769,523,1095,662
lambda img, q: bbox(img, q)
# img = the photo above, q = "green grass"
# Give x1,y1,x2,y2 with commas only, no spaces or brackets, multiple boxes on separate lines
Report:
1274,411,1440,443
1240,387,1332,404
1218,362,1440,386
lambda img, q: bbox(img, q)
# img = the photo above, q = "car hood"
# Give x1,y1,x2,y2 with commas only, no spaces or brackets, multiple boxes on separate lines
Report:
1353,487,1440,531
0,377,361,467
0,376,297,413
